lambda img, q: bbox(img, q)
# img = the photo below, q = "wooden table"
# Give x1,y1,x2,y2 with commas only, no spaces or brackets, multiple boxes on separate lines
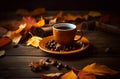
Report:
0,11,120,79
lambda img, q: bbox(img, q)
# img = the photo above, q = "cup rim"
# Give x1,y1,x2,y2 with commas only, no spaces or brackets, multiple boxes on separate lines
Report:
53,23,76,31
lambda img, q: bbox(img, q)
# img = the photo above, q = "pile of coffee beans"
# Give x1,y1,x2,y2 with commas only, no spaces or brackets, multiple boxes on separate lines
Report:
45,40,83,51
29,58,71,72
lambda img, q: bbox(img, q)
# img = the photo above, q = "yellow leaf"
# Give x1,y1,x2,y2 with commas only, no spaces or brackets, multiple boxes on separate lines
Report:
12,33,22,45
60,70,77,79
5,24,26,45
82,63,119,76
88,11,102,17
4,31,22,45
15,24,26,34
26,36,42,47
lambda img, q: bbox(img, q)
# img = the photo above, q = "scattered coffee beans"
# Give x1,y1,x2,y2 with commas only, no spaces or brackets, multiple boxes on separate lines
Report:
45,40,83,51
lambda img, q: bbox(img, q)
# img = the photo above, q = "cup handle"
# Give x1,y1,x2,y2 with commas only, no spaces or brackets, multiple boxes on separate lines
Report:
75,30,83,43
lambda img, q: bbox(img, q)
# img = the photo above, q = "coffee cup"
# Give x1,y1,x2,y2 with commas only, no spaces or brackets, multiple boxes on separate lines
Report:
53,23,83,45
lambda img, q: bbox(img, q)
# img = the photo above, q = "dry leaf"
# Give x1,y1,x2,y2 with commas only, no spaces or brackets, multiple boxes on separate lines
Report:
22,16,36,25
4,31,22,45
15,24,26,34
3,24,26,45
60,70,77,79
82,63,119,76
40,72,63,79
49,17,57,25
88,11,102,17
78,70,96,79
26,36,42,47
64,14,83,21
34,16,45,27
22,16,36,31
0,37,11,48
11,24,27,45
11,33,22,45
3,31,13,38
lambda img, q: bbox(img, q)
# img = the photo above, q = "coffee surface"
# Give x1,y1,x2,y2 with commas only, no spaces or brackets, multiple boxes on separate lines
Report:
56,26,72,30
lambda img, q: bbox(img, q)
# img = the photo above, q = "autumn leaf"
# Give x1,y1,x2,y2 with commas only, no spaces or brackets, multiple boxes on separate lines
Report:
63,13,83,21
40,72,63,79
3,24,26,45
78,70,96,79
26,36,42,47
15,23,26,34
82,63,119,76
22,16,37,25
60,70,77,79
88,11,102,17
49,17,57,25
22,16,37,31
34,16,45,27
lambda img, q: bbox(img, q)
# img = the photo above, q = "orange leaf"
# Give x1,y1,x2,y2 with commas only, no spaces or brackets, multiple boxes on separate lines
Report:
22,16,37,31
34,16,45,27
60,70,77,79
78,70,96,79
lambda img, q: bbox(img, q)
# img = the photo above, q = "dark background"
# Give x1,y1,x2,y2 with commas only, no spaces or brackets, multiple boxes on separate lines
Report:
0,0,119,12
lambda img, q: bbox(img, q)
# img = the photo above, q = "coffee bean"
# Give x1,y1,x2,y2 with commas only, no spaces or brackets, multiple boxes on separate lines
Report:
64,64,71,70
56,65,62,70
45,40,83,51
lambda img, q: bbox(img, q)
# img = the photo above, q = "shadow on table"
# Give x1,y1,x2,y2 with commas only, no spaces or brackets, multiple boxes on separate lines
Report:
46,44,97,61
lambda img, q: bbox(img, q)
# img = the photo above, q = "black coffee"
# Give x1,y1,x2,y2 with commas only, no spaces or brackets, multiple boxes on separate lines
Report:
56,26,72,30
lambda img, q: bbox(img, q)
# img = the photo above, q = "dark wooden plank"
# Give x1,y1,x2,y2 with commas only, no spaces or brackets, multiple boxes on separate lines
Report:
0,56,120,78
1,30,118,58
0,56,120,70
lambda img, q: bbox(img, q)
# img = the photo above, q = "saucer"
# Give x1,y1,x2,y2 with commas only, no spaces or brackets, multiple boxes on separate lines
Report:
39,35,90,54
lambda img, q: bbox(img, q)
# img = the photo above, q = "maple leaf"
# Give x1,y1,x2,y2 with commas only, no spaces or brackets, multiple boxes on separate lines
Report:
22,16,37,25
22,16,37,31
82,63,119,76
